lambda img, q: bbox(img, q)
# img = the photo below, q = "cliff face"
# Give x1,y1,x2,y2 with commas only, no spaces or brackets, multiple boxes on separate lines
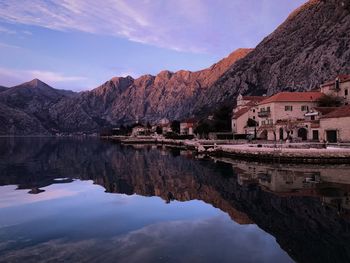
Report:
1,0,350,134
193,0,350,113
49,48,251,132
0,49,250,134
0,79,76,135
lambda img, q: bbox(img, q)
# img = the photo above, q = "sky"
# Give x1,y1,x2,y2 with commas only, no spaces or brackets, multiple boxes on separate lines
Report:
0,0,307,91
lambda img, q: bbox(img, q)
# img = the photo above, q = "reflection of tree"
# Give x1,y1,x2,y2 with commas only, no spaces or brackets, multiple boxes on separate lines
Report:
1,138,350,263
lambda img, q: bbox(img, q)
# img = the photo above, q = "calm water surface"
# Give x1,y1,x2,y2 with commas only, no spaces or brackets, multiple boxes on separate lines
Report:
1,138,350,263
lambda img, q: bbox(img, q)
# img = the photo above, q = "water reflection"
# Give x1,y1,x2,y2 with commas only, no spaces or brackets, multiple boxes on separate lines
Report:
0,138,350,262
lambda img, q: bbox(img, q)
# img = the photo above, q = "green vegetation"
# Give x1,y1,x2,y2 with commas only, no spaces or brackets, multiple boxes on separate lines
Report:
317,94,343,107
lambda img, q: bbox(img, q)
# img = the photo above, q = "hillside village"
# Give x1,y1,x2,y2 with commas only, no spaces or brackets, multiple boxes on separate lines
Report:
127,74,350,144
232,75,350,143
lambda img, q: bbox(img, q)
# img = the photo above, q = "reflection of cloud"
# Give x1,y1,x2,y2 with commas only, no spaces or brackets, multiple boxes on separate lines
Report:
0,180,96,209
0,185,76,209
0,217,293,263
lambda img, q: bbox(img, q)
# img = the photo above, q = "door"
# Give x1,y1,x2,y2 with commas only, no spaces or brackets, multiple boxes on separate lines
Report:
298,128,308,141
312,130,319,141
326,130,337,143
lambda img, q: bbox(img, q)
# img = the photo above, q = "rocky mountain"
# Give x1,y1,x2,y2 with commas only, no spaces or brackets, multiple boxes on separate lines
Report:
0,86,7,92
1,0,350,135
48,48,251,133
193,0,350,113
0,79,76,135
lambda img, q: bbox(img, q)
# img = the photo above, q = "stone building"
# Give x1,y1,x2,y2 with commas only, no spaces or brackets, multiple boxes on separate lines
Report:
231,75,350,142
319,106,350,142
180,119,196,135
320,75,350,105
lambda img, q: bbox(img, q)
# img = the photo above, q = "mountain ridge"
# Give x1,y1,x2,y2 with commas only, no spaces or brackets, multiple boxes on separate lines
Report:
1,0,350,134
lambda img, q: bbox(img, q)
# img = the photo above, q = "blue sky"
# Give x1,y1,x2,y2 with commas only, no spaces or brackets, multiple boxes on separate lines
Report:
0,0,307,91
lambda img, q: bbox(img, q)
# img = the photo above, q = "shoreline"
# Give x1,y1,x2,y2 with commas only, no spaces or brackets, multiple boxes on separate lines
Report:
104,136,350,164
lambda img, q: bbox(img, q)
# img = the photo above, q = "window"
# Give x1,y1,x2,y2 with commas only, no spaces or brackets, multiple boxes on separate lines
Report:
253,109,255,113
301,105,309,111
253,116,256,120
345,89,348,96
267,107,270,112
285,106,293,111
311,116,315,120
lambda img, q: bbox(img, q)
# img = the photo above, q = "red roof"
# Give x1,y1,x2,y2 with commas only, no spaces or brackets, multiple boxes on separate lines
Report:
242,96,265,102
181,118,196,124
321,74,350,87
322,105,350,119
259,92,324,105
233,107,250,119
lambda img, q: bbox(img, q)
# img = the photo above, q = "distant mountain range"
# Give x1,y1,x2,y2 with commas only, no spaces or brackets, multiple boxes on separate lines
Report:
1,0,350,135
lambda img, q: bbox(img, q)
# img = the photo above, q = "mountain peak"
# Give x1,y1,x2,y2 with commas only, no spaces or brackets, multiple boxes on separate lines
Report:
25,78,50,89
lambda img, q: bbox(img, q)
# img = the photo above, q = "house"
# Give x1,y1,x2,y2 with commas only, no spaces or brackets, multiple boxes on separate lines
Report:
161,123,172,134
319,105,350,143
231,75,350,142
232,107,258,135
180,119,196,135
131,124,148,137
232,95,264,135
320,75,350,105
303,107,337,141
235,94,265,112
256,92,324,140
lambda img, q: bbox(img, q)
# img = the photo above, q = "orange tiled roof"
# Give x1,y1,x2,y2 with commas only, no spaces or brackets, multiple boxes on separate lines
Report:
233,107,250,119
242,96,265,102
259,92,324,105
322,105,350,119
181,118,196,124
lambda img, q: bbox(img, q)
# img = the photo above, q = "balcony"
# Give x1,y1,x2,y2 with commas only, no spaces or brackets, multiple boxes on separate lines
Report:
258,110,271,118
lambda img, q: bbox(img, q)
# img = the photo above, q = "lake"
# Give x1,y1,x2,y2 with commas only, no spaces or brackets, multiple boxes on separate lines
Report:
1,138,350,263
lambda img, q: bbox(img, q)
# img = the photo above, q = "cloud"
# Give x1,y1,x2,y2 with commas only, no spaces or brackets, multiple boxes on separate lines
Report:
0,42,21,49
0,67,86,87
0,0,307,54
22,30,32,35
0,25,16,34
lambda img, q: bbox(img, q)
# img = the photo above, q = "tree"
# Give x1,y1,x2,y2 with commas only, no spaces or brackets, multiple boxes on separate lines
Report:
171,120,180,134
194,120,214,138
317,95,343,107
156,126,163,134
212,105,232,132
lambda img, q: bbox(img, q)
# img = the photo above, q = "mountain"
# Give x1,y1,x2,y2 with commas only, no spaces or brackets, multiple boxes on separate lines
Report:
0,86,7,92
48,48,252,133
193,0,350,113
1,0,350,135
0,79,76,135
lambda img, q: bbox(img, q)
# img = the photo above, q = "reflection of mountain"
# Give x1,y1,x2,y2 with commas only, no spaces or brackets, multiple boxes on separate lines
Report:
1,138,350,263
